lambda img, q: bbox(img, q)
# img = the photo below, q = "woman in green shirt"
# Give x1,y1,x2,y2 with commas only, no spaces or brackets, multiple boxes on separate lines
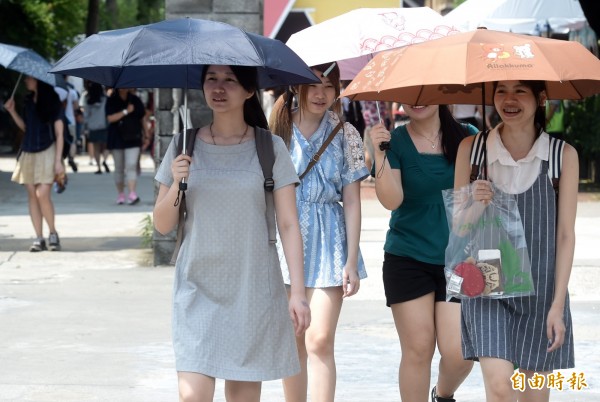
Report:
369,104,478,402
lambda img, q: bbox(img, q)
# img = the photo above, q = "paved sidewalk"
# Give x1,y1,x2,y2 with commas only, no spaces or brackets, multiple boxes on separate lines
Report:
0,153,599,401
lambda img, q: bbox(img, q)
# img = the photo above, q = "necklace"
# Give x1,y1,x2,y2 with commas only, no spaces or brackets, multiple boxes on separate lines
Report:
410,125,440,149
210,123,249,145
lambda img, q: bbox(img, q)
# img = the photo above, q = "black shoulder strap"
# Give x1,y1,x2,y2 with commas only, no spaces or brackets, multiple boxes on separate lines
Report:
255,127,277,244
469,130,488,183
548,136,565,194
171,128,199,265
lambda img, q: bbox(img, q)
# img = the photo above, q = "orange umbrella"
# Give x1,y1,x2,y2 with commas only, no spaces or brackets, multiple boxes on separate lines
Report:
342,28,600,105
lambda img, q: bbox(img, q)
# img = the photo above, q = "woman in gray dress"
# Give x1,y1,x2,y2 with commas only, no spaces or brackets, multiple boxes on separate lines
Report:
153,65,311,402
454,80,578,402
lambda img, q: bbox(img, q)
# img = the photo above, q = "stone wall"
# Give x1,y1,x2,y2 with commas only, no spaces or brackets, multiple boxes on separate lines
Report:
152,0,262,265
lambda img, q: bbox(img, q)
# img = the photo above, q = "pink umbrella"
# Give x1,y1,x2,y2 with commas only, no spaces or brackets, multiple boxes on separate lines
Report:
286,7,461,79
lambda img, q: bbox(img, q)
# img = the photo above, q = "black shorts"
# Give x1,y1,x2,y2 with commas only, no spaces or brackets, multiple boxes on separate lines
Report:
382,253,460,306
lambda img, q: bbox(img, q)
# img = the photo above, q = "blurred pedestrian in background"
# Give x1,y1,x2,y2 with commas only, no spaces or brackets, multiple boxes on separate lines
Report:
3,76,64,251
81,81,110,174
105,88,145,205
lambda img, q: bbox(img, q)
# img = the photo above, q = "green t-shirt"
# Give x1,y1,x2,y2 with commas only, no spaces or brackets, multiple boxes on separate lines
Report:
380,124,477,265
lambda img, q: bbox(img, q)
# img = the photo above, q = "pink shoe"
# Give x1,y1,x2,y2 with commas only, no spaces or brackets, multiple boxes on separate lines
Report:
127,191,140,205
116,193,126,205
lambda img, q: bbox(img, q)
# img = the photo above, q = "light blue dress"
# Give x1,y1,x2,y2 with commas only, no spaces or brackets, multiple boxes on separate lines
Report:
278,111,369,288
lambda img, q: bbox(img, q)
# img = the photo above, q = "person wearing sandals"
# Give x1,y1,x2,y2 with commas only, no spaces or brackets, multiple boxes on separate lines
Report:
81,81,110,174
105,88,145,205
3,76,64,252
454,80,577,402
269,62,369,402
368,104,477,402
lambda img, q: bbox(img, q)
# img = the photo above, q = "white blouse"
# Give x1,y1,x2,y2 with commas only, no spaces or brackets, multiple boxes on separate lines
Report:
486,124,551,194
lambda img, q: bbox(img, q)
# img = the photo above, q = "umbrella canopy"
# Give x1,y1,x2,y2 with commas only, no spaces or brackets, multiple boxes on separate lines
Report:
286,7,460,79
443,0,588,35
50,18,319,89
342,29,600,105
0,42,61,87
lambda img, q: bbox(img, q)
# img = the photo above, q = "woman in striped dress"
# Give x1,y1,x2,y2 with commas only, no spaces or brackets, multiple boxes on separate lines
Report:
454,80,578,402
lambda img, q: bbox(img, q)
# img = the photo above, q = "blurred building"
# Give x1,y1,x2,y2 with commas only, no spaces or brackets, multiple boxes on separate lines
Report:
265,0,451,43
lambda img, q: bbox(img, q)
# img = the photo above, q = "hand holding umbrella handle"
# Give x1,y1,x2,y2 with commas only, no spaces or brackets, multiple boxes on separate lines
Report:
375,101,391,151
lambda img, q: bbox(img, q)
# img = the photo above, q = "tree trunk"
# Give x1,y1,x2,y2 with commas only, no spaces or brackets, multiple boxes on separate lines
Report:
106,0,118,29
85,0,100,36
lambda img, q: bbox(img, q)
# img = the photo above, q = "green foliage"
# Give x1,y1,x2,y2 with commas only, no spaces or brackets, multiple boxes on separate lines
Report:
0,0,87,60
139,214,154,249
564,95,600,159
453,0,467,6
98,0,165,31
0,0,164,60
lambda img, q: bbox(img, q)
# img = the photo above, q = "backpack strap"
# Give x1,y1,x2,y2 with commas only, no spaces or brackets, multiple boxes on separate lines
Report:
469,130,489,183
170,128,199,265
299,121,344,180
548,136,565,194
255,127,277,244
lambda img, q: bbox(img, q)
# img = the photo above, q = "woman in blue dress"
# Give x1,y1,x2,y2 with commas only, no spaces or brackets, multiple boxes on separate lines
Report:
270,62,369,402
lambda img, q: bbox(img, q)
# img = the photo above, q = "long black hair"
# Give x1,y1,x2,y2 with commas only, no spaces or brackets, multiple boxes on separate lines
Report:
201,65,268,130
85,81,105,105
35,80,62,124
439,104,470,164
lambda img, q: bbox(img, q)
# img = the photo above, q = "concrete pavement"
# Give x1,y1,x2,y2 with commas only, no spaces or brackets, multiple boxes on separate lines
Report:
0,153,599,401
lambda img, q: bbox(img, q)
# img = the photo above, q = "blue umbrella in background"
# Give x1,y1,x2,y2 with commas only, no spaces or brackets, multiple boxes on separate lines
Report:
50,18,320,89
0,42,64,96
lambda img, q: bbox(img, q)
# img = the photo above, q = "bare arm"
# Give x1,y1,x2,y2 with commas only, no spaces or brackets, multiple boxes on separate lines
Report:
3,98,25,132
53,119,65,175
547,144,578,352
274,184,310,335
106,103,134,124
369,122,403,210
153,154,192,235
341,180,361,297
453,136,491,235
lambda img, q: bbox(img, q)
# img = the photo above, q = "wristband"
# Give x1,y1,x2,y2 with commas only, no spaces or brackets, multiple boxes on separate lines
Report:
122,109,128,116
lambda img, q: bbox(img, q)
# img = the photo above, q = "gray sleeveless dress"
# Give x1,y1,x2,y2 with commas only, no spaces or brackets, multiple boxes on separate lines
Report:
461,161,575,371
155,134,300,381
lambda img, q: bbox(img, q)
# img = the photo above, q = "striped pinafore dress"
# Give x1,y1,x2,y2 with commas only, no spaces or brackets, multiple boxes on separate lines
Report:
461,132,574,371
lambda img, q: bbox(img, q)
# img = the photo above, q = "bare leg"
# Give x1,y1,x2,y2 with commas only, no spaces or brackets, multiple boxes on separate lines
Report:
93,142,102,170
480,357,517,402
25,184,43,237
283,330,308,402
177,371,215,402
433,301,473,398
305,287,343,402
520,369,551,402
224,380,261,402
391,292,436,402
35,184,56,233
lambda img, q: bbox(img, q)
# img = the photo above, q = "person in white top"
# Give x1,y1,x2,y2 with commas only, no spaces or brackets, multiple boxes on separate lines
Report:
454,80,578,402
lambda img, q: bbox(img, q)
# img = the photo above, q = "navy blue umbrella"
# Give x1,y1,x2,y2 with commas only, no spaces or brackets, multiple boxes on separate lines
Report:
50,18,320,89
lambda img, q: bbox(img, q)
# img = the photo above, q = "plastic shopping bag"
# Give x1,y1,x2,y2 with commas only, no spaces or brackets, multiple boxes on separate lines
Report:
442,182,534,299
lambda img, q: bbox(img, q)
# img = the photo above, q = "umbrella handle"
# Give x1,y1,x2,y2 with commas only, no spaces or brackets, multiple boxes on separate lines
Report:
376,102,391,151
10,73,23,99
179,90,189,191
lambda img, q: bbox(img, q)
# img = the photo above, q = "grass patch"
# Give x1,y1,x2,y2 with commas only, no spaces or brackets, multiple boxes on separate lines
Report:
140,214,153,248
